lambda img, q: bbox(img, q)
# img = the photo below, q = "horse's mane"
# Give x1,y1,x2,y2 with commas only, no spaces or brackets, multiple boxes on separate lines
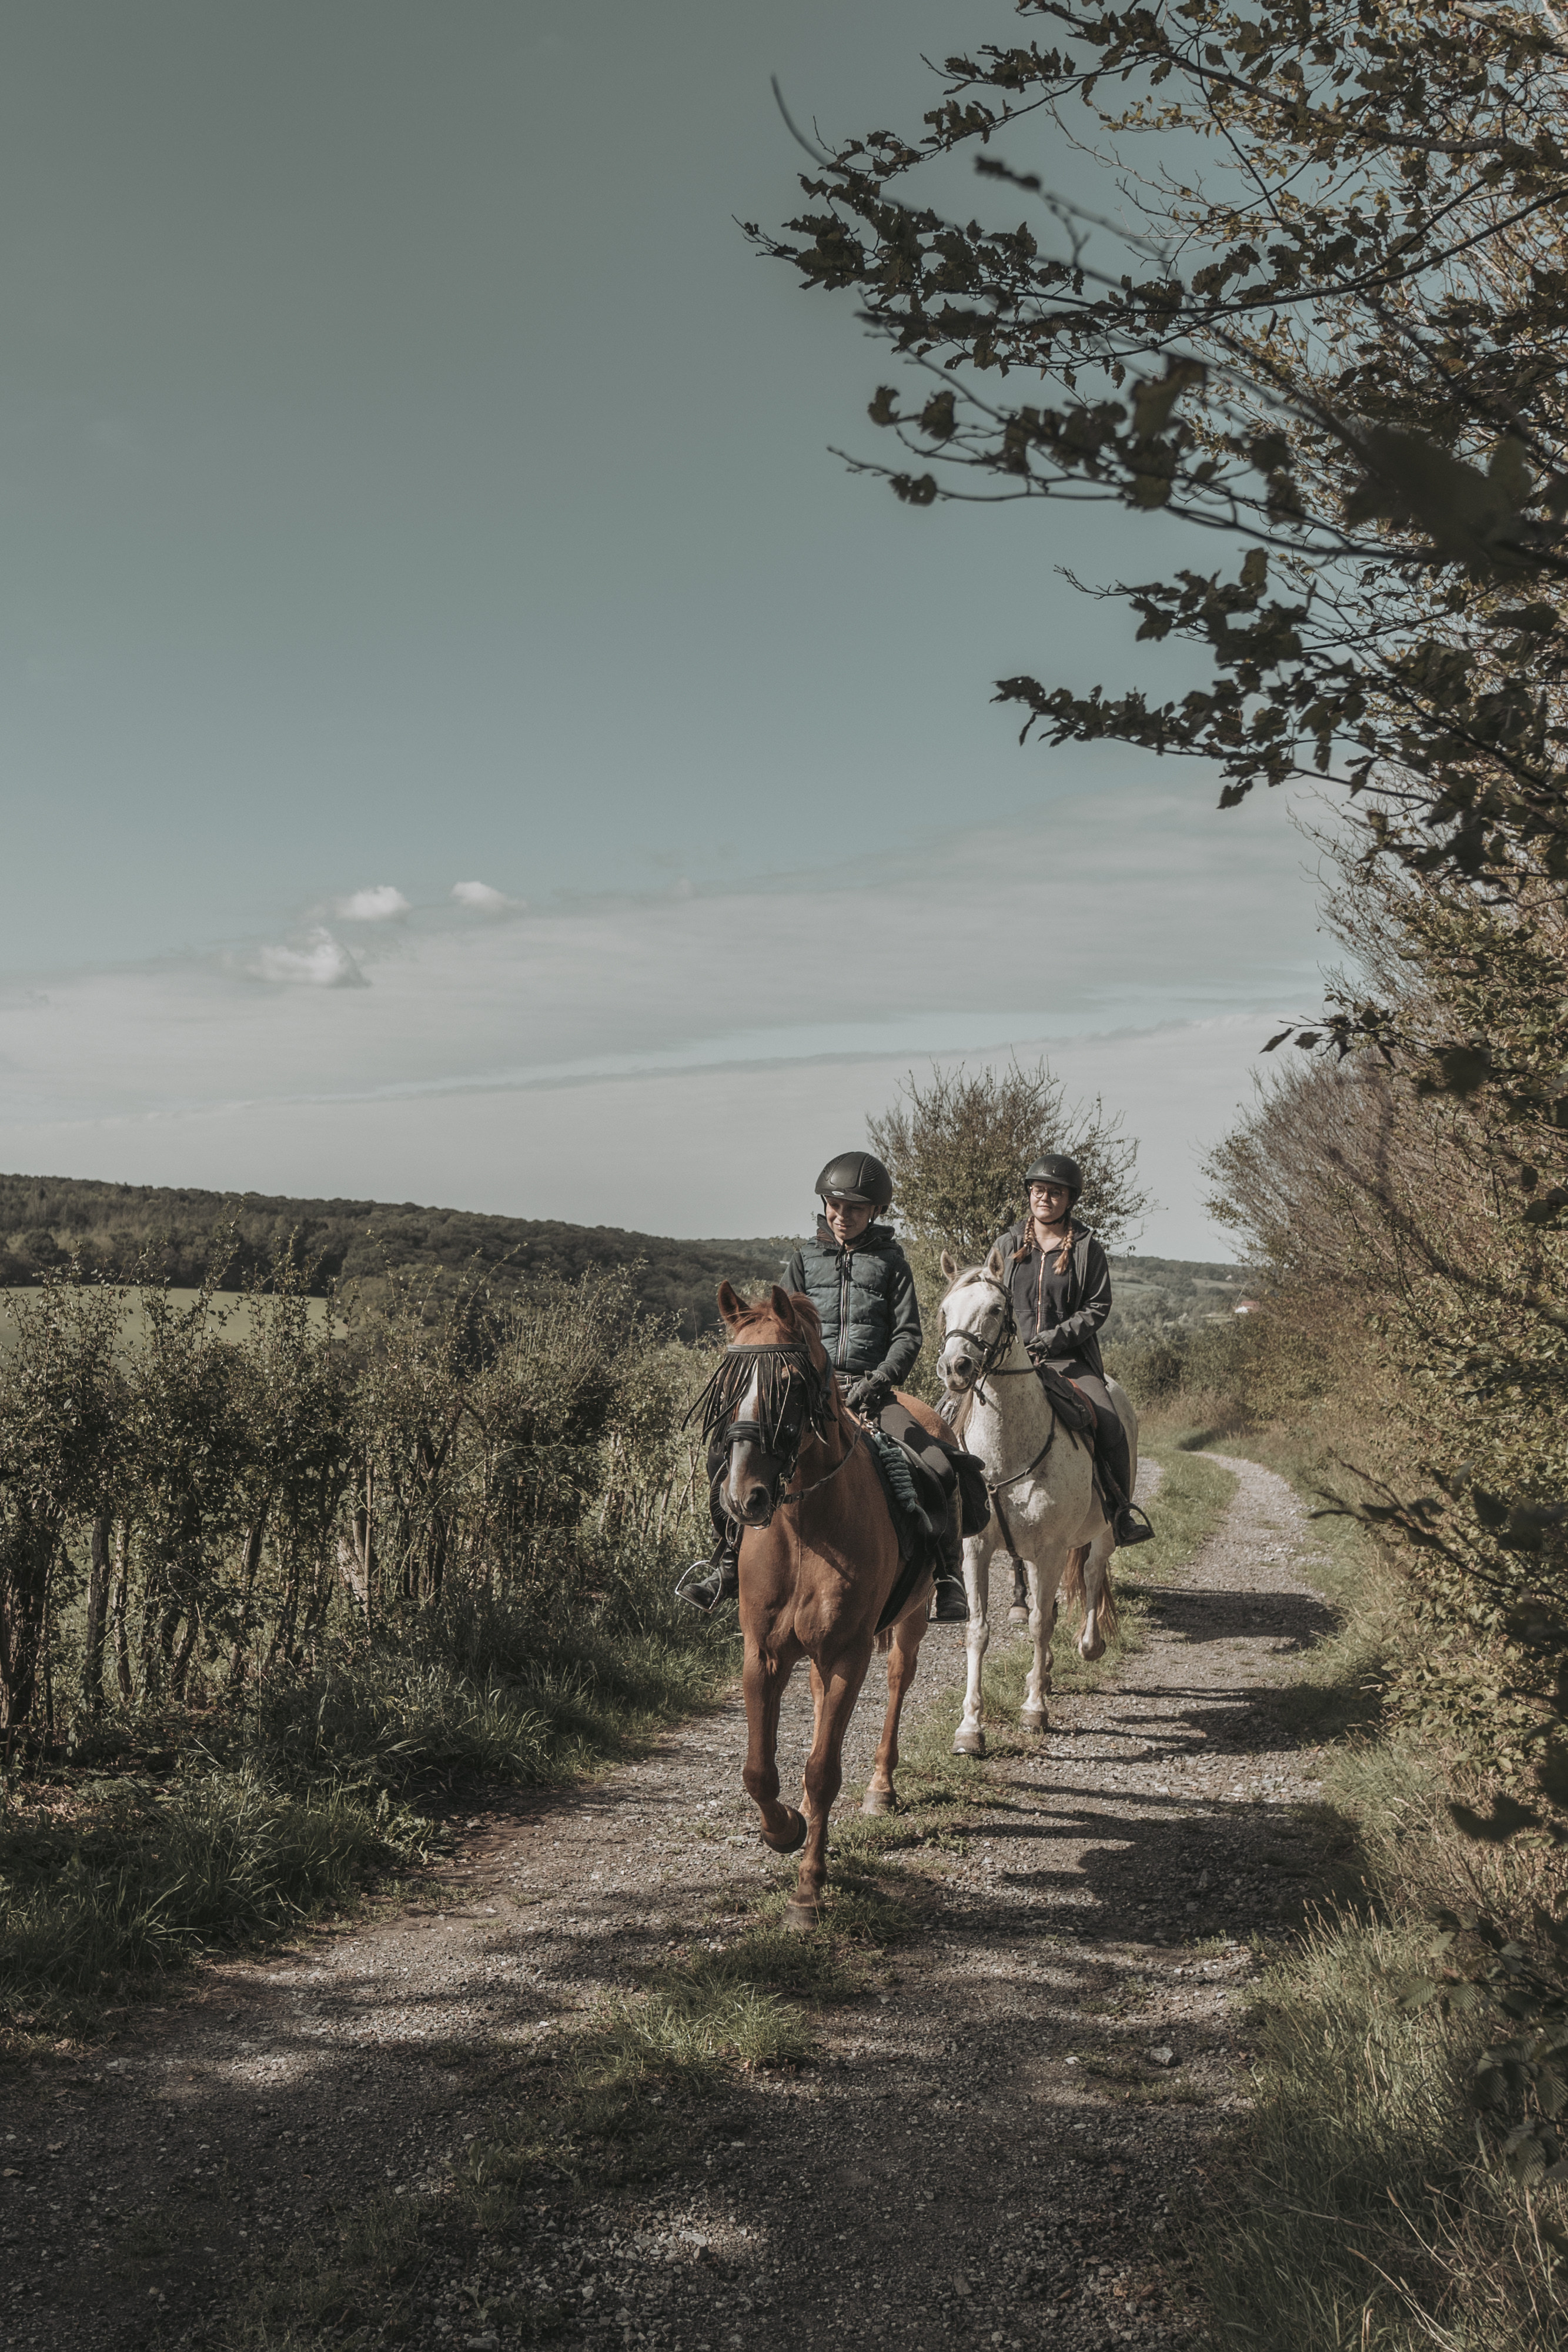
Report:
940,1261,1001,1304
728,1288,824,1340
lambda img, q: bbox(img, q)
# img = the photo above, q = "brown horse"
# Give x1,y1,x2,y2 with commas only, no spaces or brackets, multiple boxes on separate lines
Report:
707,1280,942,1929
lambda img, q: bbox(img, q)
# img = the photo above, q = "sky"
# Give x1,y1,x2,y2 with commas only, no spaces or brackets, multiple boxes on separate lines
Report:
0,2,1335,1258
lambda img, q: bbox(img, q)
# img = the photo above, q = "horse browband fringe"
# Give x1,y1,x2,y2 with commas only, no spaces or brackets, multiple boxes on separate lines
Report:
685,1342,828,1446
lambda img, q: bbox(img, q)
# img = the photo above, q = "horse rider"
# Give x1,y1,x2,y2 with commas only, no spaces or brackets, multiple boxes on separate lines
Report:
679,1150,969,1621
989,1154,1154,1549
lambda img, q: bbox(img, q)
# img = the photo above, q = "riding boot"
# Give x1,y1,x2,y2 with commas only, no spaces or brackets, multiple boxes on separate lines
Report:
677,1450,743,1611
677,1539,740,1612
1092,1407,1155,1548
930,1506,968,1624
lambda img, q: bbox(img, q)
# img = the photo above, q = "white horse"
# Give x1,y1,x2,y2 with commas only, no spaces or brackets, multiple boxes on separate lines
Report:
937,1250,1139,1757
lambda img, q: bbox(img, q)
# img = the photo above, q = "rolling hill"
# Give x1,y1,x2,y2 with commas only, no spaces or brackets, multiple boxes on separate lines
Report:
0,1173,1250,1340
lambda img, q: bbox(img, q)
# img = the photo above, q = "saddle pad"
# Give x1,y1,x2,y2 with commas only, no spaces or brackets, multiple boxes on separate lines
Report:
861,1431,932,1633
1036,1364,1097,1438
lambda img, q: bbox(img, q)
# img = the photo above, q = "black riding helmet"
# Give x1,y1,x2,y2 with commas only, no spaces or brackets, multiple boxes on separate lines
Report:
815,1151,894,1212
1024,1153,1083,1200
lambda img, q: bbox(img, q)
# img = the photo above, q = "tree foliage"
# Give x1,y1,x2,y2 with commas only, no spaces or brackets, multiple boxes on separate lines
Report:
870,1057,1151,1262
757,0,1568,1145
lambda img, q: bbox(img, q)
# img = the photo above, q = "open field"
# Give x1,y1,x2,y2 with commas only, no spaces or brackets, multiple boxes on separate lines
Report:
0,1288,345,1356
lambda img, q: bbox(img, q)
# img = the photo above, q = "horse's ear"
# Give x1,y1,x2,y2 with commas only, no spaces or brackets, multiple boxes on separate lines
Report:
769,1283,798,1330
716,1281,744,1328
985,1244,1006,1279
940,1250,959,1282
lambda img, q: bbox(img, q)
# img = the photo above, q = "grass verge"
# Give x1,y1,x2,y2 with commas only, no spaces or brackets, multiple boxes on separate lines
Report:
1155,1411,1568,2350
2,1561,735,2040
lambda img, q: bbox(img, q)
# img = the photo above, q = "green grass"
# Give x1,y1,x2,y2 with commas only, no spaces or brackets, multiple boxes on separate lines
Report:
0,1285,343,1356
1201,1914,1568,2352
0,1766,432,2031
2,1559,735,2038
1127,1400,1568,2351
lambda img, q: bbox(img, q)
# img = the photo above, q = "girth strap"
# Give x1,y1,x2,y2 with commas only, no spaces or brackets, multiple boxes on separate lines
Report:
986,1415,1057,1559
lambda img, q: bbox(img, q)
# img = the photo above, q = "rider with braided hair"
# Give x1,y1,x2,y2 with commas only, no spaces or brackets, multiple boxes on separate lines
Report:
989,1156,1153,1550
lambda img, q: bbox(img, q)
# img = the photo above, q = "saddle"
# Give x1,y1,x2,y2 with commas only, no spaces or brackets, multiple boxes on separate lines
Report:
1034,1363,1098,1442
877,1402,991,1533
863,1404,991,1632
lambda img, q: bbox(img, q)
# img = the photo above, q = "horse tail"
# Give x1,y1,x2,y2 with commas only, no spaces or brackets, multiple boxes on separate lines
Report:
875,1625,895,1656
1096,1561,1120,1639
1059,1544,1089,1612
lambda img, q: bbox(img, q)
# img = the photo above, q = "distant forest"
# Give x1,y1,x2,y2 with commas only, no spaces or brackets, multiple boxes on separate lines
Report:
0,1174,787,1337
0,1173,1247,1340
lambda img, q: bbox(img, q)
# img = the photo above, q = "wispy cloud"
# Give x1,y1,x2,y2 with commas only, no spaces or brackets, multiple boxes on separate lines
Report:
333,884,410,922
252,930,366,988
0,786,1336,1252
451,880,520,914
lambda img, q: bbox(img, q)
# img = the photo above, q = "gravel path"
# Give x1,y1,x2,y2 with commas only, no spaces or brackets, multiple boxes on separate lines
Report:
2,1453,1339,2352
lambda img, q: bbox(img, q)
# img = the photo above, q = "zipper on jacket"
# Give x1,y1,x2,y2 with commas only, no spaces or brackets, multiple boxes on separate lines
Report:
837,1247,850,1367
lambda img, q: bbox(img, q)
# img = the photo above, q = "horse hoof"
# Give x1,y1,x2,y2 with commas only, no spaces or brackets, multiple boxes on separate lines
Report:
1019,1708,1047,1735
1008,1603,1029,1625
952,1728,987,1758
784,1899,821,1935
1079,1635,1106,1663
762,1807,808,1854
861,1785,898,1816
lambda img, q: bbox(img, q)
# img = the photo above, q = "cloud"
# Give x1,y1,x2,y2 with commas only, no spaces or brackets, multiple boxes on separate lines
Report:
0,783,1340,1250
451,880,519,914
333,884,410,922
252,930,366,988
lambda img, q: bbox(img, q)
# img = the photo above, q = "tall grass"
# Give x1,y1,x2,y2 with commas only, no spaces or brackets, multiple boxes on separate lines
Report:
2,1539,733,2033
0,1768,430,2025
1205,1913,1568,2351
1128,1394,1568,2349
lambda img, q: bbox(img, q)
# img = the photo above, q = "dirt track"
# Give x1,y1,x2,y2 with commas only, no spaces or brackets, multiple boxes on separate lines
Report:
1,1452,1338,2352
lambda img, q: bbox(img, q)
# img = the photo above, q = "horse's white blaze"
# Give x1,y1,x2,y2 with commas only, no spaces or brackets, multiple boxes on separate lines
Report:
722,1359,769,1518
938,1267,1138,1750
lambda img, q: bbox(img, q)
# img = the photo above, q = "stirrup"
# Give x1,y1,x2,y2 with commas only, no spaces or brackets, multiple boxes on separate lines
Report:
676,1557,737,1612
1112,1502,1156,1548
930,1578,969,1625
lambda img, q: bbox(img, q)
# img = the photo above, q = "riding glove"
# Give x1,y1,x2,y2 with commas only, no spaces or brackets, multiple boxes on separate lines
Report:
844,1372,892,1416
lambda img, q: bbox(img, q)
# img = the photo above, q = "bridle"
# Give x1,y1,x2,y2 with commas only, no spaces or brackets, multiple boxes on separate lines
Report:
940,1271,1036,1402
686,1339,861,1528
941,1267,1065,1552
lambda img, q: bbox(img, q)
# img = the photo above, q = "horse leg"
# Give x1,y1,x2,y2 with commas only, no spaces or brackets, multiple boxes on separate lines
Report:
863,1614,927,1815
741,1642,808,1853
1079,1525,1118,1662
788,1642,874,1928
799,1659,827,1816
953,1534,991,1758
1019,1553,1059,1733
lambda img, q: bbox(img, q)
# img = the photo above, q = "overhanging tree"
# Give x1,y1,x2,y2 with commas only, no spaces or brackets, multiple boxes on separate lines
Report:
755,0,1568,1151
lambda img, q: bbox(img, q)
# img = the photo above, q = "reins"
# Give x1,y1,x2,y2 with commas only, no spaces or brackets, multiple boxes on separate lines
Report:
777,1424,864,1508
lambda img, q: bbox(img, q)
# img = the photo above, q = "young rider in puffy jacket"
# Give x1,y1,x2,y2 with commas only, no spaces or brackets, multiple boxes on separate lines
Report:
679,1151,968,1619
